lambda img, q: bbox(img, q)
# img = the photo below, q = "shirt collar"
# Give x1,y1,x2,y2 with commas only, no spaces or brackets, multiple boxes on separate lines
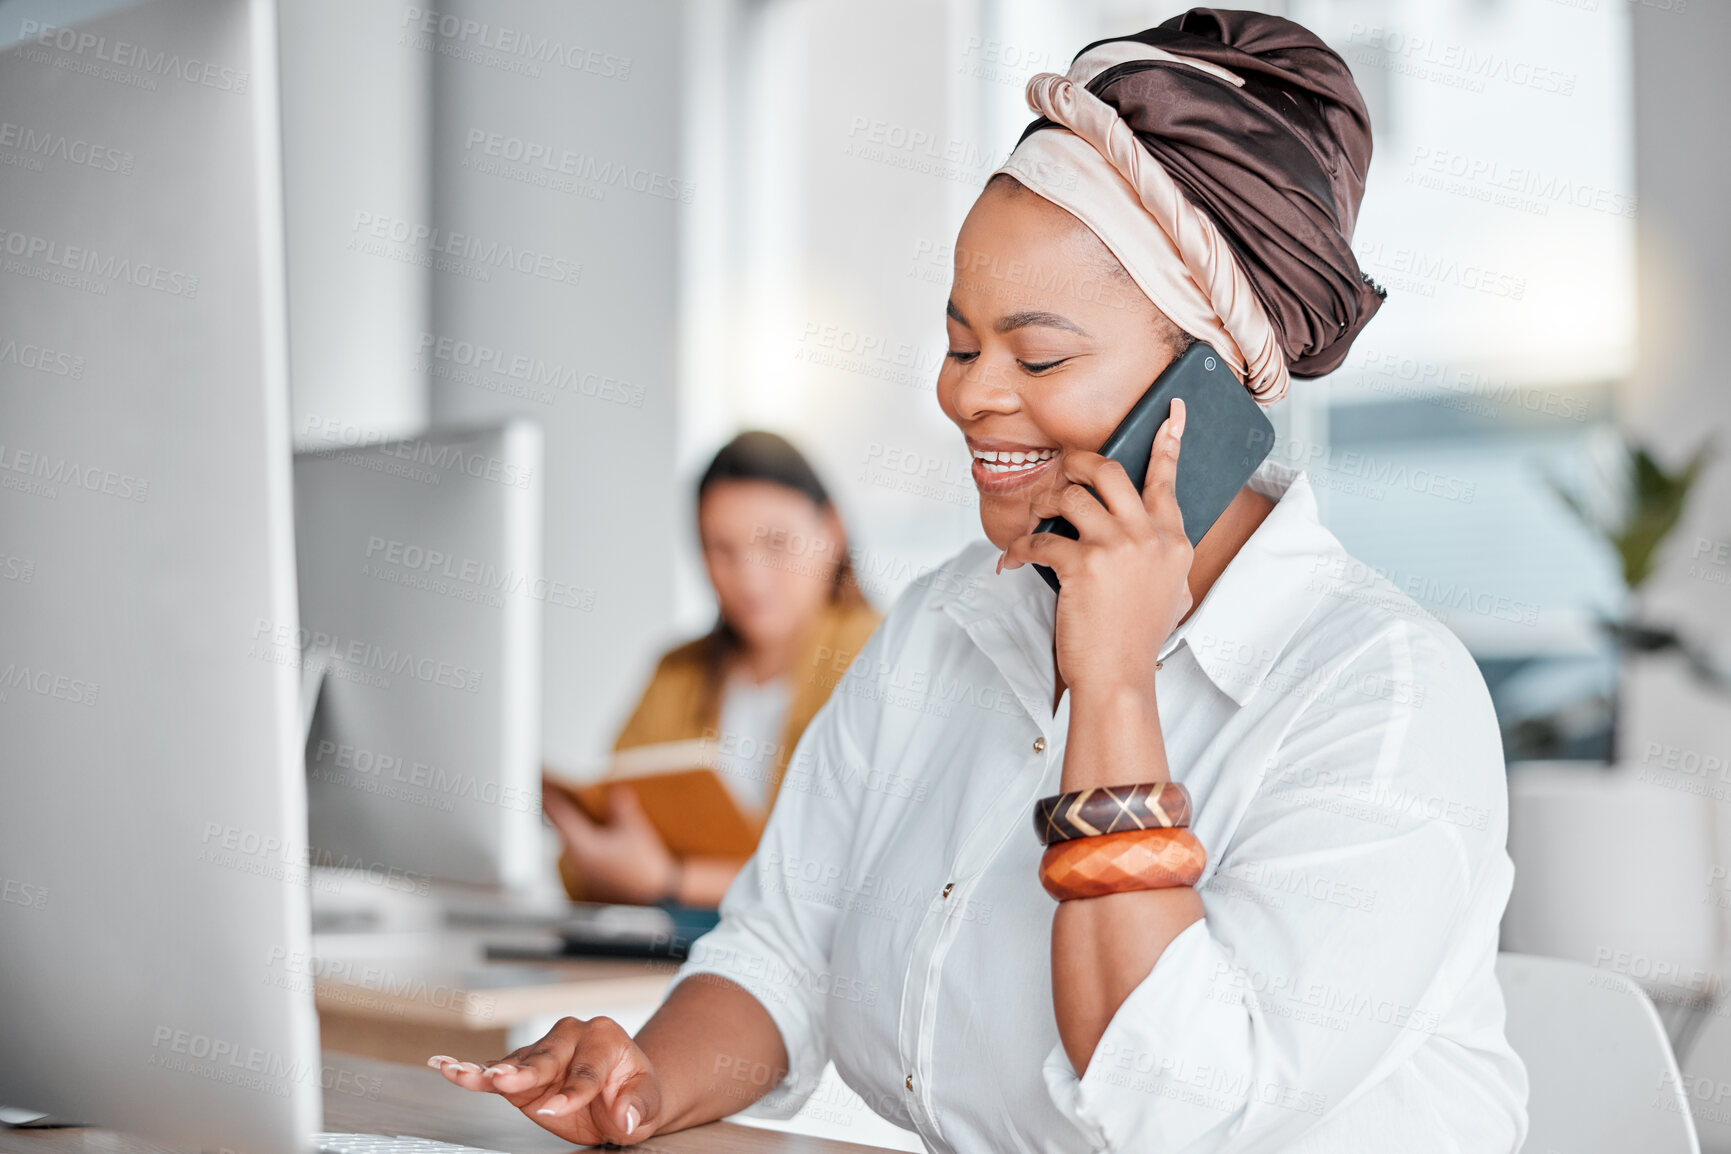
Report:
937,539,1061,724
935,459,1338,710
1169,459,1339,705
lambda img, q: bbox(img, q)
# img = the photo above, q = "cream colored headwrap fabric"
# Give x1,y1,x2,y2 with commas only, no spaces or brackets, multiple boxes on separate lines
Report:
993,43,1291,405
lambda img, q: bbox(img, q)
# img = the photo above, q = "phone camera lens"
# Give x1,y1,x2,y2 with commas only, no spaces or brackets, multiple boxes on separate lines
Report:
1204,357,1217,371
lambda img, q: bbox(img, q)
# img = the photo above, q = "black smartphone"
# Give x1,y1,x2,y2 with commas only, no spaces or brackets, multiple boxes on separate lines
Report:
1032,341,1276,593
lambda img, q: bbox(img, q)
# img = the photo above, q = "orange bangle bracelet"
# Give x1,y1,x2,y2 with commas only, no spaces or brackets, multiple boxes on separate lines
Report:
1038,827,1206,901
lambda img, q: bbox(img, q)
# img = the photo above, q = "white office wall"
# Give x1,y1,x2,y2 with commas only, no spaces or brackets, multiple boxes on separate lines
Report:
0,0,152,52
420,0,686,769
1621,1,1731,728
1621,6,1731,1148
674,0,990,636
275,2,688,767
279,0,432,448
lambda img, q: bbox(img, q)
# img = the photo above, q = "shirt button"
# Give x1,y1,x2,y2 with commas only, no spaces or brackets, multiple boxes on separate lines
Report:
1033,737,1047,753
905,1074,914,1091
942,882,954,898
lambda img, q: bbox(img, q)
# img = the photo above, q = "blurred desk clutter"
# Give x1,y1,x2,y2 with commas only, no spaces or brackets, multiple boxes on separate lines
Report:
307,869,719,1067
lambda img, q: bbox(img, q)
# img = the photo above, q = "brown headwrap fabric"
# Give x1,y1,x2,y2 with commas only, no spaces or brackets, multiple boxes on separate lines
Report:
1001,8,1385,395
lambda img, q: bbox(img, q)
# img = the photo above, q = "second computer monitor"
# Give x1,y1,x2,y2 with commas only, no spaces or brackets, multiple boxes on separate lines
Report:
293,421,544,891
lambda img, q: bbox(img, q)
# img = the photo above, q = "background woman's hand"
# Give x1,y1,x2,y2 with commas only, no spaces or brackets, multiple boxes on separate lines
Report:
431,1015,661,1145
1000,399,1193,697
542,782,676,904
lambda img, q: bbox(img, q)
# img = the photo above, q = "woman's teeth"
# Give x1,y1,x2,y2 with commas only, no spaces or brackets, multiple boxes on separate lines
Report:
973,448,1056,474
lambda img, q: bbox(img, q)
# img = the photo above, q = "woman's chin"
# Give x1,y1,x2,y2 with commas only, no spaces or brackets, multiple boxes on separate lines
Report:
978,505,1037,555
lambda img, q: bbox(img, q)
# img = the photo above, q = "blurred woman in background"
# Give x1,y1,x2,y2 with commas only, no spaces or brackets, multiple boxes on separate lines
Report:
543,430,880,907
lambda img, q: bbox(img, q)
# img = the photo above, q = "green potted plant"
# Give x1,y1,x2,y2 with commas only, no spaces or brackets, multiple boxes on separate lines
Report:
1546,436,1716,763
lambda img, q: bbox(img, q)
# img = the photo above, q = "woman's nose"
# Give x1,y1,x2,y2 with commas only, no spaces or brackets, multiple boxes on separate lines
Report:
949,357,1021,420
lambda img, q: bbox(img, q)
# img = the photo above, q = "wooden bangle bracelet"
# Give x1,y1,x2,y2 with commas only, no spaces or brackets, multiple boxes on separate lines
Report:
1039,828,1206,900
1033,782,1192,846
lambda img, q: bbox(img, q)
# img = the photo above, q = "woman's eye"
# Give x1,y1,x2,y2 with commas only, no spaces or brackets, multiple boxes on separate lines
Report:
1020,358,1068,374
945,349,980,363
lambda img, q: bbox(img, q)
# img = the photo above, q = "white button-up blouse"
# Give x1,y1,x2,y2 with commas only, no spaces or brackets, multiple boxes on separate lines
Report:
673,459,1529,1153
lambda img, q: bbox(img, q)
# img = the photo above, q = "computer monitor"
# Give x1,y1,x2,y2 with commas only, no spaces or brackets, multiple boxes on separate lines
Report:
0,0,324,1151
293,421,545,893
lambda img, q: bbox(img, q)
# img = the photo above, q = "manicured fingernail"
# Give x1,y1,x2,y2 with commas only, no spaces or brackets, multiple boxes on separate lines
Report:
537,1094,567,1116
483,1064,515,1076
627,1106,639,1134
1171,399,1187,436
996,552,1005,575
457,1062,483,1073
427,1055,457,1069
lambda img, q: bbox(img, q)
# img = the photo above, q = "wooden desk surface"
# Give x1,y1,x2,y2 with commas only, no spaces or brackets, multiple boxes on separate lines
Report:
0,1052,903,1154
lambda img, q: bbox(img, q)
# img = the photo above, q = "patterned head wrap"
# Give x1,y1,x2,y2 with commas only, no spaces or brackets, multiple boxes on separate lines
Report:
992,9,1386,404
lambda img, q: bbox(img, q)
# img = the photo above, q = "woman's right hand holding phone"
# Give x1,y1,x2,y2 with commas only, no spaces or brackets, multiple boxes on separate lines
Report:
431,1015,662,1146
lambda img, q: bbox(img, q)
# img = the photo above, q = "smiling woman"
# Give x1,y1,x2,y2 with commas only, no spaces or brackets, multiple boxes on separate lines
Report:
940,175,1199,541
432,10,1529,1153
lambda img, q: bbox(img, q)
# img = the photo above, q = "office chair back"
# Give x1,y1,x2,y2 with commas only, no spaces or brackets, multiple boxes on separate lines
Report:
1497,952,1700,1154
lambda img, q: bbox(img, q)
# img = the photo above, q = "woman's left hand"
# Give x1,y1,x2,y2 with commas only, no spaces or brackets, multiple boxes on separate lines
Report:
1000,398,1193,698
543,784,677,905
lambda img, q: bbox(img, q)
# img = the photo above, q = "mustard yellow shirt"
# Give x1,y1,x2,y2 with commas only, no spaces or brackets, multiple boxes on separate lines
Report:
559,598,881,898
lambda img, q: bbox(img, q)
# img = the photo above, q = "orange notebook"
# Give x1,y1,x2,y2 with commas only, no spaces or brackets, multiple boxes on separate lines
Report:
544,739,763,859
